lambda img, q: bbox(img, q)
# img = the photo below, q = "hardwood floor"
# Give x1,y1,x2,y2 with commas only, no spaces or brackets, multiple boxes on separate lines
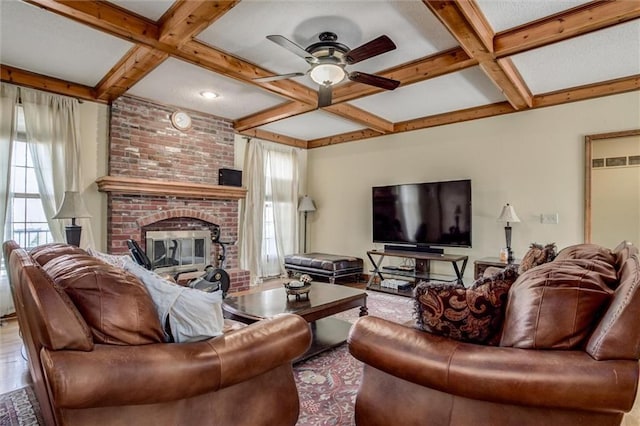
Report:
0,316,31,395
1,278,639,425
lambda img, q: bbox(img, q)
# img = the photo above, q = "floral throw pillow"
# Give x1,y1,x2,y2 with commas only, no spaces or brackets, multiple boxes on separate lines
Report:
414,265,519,345
518,243,557,275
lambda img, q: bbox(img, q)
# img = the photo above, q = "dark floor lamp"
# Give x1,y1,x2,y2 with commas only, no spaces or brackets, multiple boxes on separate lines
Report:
299,195,316,253
497,203,520,263
53,191,91,247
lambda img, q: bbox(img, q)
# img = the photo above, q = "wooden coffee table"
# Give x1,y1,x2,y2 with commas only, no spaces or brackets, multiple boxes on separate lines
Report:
223,282,368,361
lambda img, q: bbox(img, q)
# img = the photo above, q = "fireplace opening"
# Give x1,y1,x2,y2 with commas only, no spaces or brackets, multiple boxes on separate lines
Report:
145,230,212,275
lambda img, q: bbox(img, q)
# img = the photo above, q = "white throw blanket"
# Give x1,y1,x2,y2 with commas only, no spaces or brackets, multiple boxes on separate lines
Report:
123,259,224,343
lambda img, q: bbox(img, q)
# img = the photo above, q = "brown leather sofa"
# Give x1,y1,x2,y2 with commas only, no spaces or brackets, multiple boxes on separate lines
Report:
348,242,640,426
4,241,312,426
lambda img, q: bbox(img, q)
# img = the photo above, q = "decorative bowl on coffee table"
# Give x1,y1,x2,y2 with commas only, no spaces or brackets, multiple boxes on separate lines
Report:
284,281,311,300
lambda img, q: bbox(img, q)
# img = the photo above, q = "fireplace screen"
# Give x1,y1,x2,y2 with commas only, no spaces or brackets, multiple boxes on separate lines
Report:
145,230,211,274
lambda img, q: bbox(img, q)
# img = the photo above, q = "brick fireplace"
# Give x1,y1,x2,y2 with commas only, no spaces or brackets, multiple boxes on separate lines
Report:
97,95,250,291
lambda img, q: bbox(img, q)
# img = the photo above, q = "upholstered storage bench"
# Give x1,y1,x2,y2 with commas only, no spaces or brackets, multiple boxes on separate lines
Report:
284,253,363,284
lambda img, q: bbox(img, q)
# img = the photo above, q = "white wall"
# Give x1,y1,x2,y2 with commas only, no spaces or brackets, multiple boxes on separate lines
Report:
306,92,640,280
77,101,109,250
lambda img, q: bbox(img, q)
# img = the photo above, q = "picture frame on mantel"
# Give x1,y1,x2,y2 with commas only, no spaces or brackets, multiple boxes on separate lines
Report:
584,129,640,247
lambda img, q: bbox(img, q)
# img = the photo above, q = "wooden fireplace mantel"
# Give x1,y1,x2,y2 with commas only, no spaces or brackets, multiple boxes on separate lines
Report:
95,176,247,200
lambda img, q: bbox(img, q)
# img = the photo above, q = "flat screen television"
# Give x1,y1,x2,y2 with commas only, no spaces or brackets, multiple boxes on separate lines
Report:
372,179,472,249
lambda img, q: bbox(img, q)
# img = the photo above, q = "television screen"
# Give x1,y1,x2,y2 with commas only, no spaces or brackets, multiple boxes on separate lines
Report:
372,179,472,248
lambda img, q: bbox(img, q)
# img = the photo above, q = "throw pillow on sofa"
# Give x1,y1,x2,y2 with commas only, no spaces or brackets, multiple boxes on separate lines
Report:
518,242,557,274
414,265,519,345
43,253,165,345
123,259,225,343
500,258,616,349
554,243,616,265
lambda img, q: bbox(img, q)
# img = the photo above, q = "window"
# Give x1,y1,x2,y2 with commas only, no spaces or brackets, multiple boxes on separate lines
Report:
7,106,52,250
261,172,280,277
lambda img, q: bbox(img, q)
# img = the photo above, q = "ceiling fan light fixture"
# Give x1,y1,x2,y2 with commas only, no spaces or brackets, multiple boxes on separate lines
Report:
310,63,346,86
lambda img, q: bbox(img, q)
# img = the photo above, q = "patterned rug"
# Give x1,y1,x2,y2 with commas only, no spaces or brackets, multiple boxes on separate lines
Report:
295,291,415,426
0,385,43,426
0,291,414,426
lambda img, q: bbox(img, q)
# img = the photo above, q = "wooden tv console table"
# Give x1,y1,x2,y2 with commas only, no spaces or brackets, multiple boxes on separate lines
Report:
366,249,468,297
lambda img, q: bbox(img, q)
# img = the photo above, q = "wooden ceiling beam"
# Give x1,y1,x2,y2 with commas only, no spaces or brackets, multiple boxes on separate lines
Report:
0,65,100,103
158,1,239,47
494,1,640,58
234,101,315,132
533,74,640,108
307,129,384,149
332,47,476,103
307,75,640,149
455,0,495,52
23,0,316,105
178,40,318,104
95,46,169,101
97,0,240,104
23,0,162,49
479,61,532,109
424,0,530,110
323,104,394,134
395,102,514,134
239,128,308,149
496,57,533,108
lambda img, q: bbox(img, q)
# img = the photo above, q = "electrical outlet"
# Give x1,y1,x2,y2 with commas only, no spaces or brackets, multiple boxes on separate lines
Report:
540,213,559,224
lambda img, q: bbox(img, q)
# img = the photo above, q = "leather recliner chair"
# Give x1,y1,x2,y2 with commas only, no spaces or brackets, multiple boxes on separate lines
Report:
348,242,640,426
4,240,311,426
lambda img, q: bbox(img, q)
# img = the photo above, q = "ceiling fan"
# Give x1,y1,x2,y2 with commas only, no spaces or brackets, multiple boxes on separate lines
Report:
254,31,401,108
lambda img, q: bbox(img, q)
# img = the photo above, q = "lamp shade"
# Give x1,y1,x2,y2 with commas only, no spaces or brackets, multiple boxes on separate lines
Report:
53,191,91,219
497,203,520,223
298,195,316,213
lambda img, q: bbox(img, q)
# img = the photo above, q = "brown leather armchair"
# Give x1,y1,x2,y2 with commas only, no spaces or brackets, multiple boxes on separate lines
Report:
348,242,640,426
4,241,312,426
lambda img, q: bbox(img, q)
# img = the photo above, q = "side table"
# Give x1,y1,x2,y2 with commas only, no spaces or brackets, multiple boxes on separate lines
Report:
474,257,520,279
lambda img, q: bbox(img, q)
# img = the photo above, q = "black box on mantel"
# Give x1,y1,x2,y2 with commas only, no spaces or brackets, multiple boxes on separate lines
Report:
219,168,242,187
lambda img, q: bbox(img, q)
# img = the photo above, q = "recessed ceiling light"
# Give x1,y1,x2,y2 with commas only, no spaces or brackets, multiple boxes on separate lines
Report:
200,91,219,99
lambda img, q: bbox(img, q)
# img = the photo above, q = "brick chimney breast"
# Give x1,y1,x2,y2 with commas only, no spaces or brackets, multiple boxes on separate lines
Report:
104,96,249,292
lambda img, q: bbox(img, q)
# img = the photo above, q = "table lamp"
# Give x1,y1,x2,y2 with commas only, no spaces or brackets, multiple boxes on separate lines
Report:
298,195,316,253
53,191,91,247
497,203,520,263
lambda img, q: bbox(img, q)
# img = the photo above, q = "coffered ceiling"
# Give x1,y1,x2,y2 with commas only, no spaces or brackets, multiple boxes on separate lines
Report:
1,0,639,149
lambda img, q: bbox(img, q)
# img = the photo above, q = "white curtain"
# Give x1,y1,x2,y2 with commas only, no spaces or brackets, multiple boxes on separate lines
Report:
0,84,18,317
239,141,266,284
0,85,94,316
267,146,299,274
21,87,93,247
239,140,300,285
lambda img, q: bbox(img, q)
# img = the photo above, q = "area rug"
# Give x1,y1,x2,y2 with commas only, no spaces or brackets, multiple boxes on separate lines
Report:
0,385,42,426
0,291,413,426
294,291,415,426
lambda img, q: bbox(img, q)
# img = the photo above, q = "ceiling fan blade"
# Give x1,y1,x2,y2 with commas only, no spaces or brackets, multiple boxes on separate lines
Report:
266,35,318,64
346,35,396,65
348,72,400,91
253,72,305,83
318,85,332,108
